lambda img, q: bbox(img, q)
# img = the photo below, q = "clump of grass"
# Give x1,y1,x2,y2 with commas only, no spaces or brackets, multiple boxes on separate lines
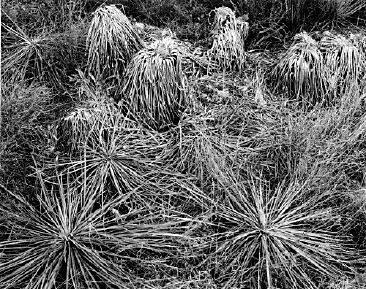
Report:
207,7,246,72
200,172,356,289
56,112,166,202
0,170,194,288
118,37,188,130
86,4,144,82
272,32,327,107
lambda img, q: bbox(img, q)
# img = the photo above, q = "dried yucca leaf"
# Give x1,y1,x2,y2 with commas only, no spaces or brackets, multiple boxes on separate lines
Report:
273,32,327,106
207,7,247,72
86,5,144,81
118,37,188,130
320,31,365,94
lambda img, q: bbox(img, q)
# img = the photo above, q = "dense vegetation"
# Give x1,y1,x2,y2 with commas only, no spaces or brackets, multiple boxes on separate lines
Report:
1,0,366,288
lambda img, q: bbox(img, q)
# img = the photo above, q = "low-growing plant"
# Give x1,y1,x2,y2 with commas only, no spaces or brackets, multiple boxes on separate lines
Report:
319,0,366,20
0,170,196,288
200,172,356,289
56,109,166,203
1,18,86,91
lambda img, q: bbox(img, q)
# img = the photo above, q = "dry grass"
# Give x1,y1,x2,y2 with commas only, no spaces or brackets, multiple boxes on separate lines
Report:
119,37,189,130
320,31,365,96
272,32,327,106
207,7,247,72
86,5,144,82
1,2,366,288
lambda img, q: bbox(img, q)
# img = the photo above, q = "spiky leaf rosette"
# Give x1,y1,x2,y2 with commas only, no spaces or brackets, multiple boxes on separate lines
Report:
0,172,194,289
319,0,366,19
201,173,355,289
272,32,327,107
207,7,247,72
320,32,365,95
86,5,144,81
1,21,83,91
119,37,188,130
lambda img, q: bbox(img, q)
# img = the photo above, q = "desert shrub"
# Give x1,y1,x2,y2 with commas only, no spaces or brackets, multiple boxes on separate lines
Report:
86,4,144,82
118,37,189,130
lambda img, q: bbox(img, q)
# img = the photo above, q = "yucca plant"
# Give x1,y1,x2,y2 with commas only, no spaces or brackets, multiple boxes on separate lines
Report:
200,172,356,289
207,7,246,72
1,19,81,90
86,5,144,82
56,107,170,206
320,31,365,96
0,170,193,289
119,37,188,130
319,0,366,20
272,32,327,107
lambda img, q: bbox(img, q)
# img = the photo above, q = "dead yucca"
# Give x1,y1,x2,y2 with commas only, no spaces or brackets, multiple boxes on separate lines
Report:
209,6,237,32
350,33,366,75
272,32,327,106
86,5,144,81
119,37,188,130
208,28,246,72
320,32,365,95
58,102,117,153
207,7,246,72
